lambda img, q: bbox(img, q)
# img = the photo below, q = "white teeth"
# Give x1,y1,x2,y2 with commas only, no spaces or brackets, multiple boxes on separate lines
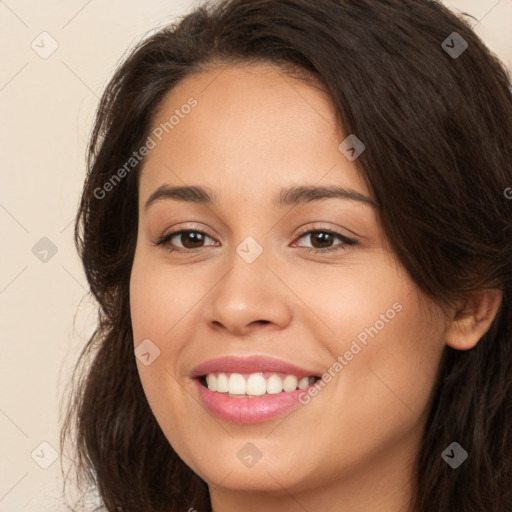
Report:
216,373,229,393
206,374,217,392
246,373,267,396
282,375,298,392
298,376,310,389
204,372,317,396
228,373,246,395
266,374,282,394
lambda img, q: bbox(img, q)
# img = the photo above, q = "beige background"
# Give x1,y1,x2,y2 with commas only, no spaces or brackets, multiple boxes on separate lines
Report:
1,1,511,510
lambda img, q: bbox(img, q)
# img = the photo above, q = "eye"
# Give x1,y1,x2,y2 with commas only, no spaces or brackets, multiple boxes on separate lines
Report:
292,227,356,254
154,229,217,252
153,225,357,255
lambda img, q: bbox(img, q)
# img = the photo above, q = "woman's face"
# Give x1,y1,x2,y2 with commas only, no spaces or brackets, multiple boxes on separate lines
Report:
130,63,447,506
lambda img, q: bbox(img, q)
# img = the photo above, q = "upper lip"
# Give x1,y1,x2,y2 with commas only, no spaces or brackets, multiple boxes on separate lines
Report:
190,356,321,379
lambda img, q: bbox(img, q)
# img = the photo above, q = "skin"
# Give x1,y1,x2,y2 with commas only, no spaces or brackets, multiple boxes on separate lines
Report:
129,63,502,512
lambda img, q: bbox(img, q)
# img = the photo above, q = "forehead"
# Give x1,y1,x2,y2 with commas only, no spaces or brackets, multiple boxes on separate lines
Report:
138,63,369,204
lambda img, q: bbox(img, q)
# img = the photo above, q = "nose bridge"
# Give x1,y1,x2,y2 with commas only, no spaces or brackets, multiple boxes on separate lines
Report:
202,234,292,333
219,234,276,305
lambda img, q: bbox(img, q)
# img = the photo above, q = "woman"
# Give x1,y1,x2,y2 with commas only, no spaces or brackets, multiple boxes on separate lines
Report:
60,0,512,511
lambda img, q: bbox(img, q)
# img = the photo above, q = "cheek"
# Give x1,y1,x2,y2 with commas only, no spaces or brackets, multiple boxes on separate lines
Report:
129,254,202,460
129,253,201,343
335,301,444,413
314,303,445,480
300,253,445,444
294,249,414,356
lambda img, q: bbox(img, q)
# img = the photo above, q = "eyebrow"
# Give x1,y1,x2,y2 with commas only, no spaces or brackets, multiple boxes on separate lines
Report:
144,184,376,210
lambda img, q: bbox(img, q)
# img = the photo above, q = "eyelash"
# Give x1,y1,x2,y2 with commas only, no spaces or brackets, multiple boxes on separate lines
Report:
153,225,357,255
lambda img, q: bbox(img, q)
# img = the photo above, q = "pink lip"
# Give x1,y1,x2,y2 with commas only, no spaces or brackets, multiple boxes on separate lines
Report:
190,355,320,379
190,355,321,424
192,378,318,424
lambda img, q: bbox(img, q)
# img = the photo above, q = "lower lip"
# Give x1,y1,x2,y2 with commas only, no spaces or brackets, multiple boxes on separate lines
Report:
193,378,314,424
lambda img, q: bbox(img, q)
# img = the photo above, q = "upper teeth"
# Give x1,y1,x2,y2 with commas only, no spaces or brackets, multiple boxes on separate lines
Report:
205,372,316,396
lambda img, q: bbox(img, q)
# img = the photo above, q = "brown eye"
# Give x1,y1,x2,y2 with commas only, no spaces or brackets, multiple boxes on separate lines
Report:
293,229,356,254
155,229,217,252
303,231,336,249
174,231,208,249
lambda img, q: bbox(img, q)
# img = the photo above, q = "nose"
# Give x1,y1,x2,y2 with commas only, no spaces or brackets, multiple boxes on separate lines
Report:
201,247,293,337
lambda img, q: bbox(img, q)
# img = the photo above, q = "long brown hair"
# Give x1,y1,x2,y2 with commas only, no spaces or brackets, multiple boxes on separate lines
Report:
60,1,512,510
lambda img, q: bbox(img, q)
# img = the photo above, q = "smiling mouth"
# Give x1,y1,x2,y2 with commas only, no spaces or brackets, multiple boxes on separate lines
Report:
197,372,322,397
